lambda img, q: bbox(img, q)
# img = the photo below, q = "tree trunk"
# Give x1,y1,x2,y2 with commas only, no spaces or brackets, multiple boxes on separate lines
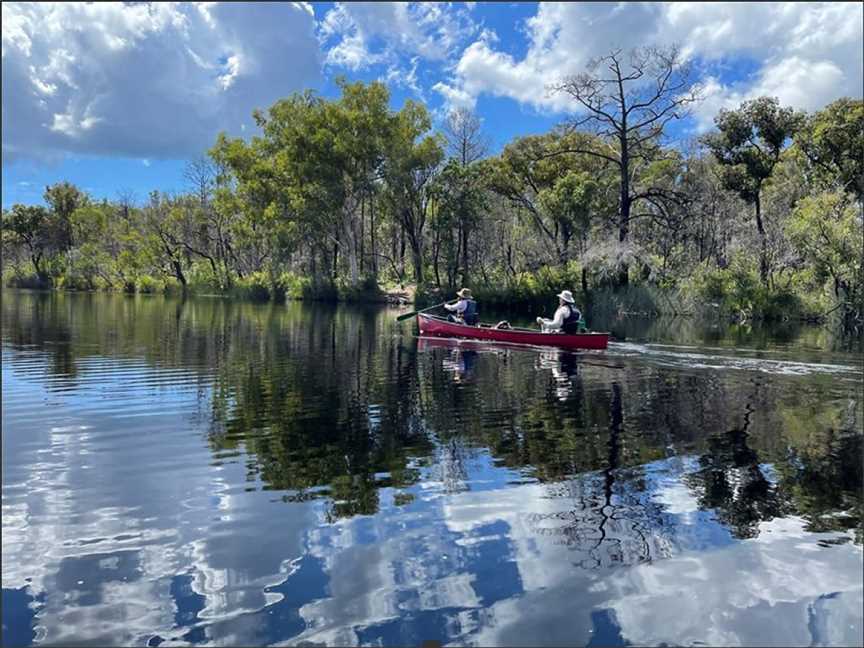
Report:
754,192,769,286
399,227,406,281
617,136,630,288
432,227,442,288
332,240,339,281
461,220,470,285
30,251,44,279
359,196,365,276
172,260,187,287
581,265,589,300
370,196,378,279
411,238,423,285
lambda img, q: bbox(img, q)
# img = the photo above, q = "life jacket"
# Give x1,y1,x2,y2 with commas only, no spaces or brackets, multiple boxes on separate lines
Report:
462,299,478,325
561,305,581,334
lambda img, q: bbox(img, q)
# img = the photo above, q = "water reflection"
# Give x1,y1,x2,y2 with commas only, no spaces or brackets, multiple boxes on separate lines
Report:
2,290,862,646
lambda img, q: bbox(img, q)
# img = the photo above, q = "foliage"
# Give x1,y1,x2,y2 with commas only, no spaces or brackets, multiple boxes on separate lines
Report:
701,97,806,285
794,98,864,199
689,257,805,321
787,191,864,319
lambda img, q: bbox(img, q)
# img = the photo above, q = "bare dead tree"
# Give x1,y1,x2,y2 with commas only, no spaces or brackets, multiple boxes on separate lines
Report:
442,108,490,284
549,45,702,286
184,156,216,209
443,107,490,167
115,188,137,221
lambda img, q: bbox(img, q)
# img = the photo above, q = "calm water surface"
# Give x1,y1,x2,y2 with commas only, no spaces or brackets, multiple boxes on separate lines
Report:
2,290,863,647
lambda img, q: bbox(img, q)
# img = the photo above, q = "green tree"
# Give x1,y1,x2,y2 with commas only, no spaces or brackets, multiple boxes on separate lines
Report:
701,97,805,285
44,181,88,251
442,108,490,283
786,191,864,317
487,131,612,272
431,159,489,287
794,98,864,200
383,101,444,285
2,204,53,279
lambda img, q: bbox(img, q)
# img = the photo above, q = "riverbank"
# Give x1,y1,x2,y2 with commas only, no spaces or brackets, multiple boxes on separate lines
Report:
3,272,415,305
4,276,859,330
5,255,862,327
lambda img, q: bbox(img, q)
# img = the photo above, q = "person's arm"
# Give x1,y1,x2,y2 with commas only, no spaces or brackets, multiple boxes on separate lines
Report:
444,299,466,313
537,306,565,329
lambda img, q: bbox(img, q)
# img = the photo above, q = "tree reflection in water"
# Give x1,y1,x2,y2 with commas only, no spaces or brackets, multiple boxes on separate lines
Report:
2,291,861,540
684,403,791,539
527,383,674,569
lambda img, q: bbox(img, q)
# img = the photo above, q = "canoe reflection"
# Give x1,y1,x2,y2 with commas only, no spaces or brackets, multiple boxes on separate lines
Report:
418,336,499,383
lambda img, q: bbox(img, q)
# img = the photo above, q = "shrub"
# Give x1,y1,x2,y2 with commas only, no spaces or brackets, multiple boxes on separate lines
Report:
232,271,272,302
277,271,314,300
162,277,183,296
6,274,53,289
337,276,386,302
56,273,93,291
135,275,162,294
688,260,804,321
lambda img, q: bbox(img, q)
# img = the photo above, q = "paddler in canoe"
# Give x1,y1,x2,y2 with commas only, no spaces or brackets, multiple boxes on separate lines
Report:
443,288,479,326
536,290,587,334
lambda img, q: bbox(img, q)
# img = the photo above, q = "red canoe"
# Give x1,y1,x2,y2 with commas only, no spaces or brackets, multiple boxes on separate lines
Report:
418,314,609,350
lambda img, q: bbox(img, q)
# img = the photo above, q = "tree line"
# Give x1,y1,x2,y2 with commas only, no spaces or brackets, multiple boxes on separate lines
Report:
3,46,862,323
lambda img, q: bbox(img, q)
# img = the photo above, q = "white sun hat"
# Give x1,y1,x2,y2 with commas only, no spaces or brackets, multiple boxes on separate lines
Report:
556,290,575,304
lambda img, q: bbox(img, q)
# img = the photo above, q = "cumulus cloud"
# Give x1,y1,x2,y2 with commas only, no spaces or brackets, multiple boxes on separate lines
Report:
691,57,850,132
319,2,478,71
1,2,322,163
435,2,863,122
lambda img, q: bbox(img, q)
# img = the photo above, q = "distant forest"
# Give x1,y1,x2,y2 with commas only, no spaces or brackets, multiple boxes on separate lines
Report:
3,46,862,324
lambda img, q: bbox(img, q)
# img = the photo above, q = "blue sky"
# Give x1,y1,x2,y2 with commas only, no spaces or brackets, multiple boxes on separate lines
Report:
2,2,862,208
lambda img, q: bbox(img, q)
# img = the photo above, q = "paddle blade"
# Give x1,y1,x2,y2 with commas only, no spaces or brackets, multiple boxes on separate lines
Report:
395,310,419,322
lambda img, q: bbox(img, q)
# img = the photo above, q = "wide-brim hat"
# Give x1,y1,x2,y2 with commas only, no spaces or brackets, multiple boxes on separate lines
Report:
456,288,472,298
557,290,575,304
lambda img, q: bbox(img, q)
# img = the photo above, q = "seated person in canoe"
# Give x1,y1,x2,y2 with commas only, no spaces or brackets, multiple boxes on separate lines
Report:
536,290,585,334
443,288,479,325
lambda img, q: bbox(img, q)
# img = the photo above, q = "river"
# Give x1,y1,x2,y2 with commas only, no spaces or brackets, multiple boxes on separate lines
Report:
2,290,862,646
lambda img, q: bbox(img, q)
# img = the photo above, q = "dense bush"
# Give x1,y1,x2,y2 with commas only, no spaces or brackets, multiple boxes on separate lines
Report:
689,260,805,321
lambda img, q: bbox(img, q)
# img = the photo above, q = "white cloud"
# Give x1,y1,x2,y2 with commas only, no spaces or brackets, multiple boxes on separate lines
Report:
1,2,322,163
431,81,476,111
319,2,478,72
383,56,424,100
437,2,863,121
690,56,850,132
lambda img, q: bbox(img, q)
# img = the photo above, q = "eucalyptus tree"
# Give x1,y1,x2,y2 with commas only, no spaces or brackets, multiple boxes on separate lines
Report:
2,204,53,279
701,97,804,285
794,98,864,200
44,181,88,251
487,130,612,269
382,102,444,286
431,158,489,287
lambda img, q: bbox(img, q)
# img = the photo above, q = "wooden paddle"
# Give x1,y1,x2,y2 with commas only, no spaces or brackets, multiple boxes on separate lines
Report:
395,301,453,322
